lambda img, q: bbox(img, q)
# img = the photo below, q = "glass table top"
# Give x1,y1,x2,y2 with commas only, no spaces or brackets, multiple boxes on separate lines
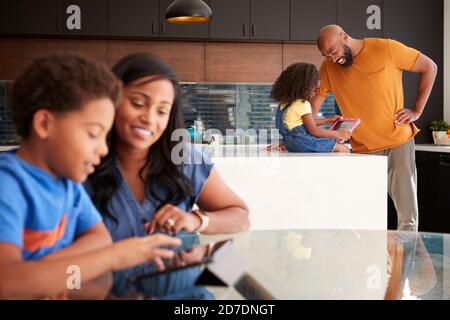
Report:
96,229,449,300
199,229,449,300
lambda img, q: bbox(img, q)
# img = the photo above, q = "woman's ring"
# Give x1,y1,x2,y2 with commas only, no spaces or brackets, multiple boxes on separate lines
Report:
166,218,175,227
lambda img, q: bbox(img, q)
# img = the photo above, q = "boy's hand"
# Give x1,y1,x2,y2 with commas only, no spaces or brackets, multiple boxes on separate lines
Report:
110,234,181,271
334,130,352,141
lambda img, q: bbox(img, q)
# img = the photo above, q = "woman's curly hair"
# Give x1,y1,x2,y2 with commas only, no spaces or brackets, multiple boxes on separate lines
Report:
271,62,320,106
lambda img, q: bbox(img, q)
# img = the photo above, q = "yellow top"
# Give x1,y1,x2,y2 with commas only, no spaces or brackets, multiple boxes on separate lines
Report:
318,38,421,153
280,99,312,131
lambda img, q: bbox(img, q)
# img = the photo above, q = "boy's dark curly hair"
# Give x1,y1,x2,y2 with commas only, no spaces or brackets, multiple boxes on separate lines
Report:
11,52,122,138
270,62,320,106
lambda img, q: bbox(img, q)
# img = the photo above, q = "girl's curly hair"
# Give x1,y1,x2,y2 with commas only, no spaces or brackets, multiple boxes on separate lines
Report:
271,62,320,106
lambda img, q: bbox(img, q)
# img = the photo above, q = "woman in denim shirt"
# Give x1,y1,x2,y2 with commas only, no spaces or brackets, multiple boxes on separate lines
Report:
84,53,250,299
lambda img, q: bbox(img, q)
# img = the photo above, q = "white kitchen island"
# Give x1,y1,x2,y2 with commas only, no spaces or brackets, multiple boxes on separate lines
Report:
208,145,387,231
1,144,388,230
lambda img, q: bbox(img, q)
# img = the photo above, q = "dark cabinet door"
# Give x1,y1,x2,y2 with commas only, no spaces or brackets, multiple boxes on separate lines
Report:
19,0,64,35
0,0,20,35
290,0,337,41
250,0,289,40
416,151,439,232
387,195,397,230
438,154,450,219
384,0,443,144
62,0,108,36
109,0,159,38
210,0,250,40
160,0,210,39
415,151,449,233
337,0,383,39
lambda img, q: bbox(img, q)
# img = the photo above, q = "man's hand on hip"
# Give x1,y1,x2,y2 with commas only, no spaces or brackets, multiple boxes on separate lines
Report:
395,108,421,126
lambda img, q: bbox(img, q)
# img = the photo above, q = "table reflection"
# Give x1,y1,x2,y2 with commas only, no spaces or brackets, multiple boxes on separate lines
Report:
202,229,448,300
108,233,214,300
90,229,449,300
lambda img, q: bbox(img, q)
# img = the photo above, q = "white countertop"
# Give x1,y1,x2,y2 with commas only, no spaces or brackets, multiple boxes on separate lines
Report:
3,143,450,154
416,144,450,153
0,146,17,152
208,144,381,158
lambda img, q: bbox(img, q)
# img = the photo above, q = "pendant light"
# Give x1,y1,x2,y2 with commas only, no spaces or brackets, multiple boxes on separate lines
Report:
165,0,212,24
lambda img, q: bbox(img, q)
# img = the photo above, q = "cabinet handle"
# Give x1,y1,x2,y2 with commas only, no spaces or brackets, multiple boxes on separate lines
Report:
439,161,450,169
152,21,155,35
56,17,61,32
440,154,450,166
243,24,247,37
160,21,165,35
251,24,255,37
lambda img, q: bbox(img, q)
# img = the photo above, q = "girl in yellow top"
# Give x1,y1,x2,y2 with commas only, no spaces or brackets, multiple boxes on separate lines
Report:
271,62,351,153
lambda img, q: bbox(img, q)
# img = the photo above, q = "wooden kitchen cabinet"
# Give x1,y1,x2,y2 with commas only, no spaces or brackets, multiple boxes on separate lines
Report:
19,0,108,36
389,151,450,233
290,0,337,41
205,42,282,82
0,0,19,35
437,153,450,218
62,0,108,36
417,151,450,233
210,0,250,40
416,151,442,232
250,0,289,40
210,0,289,41
19,0,63,35
337,0,383,39
159,0,210,39
109,0,160,38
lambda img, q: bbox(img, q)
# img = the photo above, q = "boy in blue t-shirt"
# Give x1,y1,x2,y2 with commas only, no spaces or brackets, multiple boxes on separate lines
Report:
0,53,180,299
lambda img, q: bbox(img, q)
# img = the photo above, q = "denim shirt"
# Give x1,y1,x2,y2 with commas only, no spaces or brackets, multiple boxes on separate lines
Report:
84,145,214,299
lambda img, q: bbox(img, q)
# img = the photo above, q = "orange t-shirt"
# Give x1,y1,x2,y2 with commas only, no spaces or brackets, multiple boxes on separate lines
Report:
318,38,421,153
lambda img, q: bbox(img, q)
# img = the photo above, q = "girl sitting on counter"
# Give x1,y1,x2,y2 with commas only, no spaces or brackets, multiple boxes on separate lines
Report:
271,62,351,153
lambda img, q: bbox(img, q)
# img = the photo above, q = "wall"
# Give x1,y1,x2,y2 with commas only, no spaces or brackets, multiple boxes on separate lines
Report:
0,80,337,145
0,38,323,82
0,33,443,144
0,37,328,145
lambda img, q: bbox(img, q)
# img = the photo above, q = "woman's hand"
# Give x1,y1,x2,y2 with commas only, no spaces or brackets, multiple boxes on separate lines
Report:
147,204,202,234
109,234,181,271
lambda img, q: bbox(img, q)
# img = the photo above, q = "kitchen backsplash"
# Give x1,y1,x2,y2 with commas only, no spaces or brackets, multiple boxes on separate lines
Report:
0,81,336,145
0,81,18,145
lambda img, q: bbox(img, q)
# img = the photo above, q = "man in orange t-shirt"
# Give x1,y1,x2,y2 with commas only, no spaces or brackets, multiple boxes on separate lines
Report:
311,25,437,231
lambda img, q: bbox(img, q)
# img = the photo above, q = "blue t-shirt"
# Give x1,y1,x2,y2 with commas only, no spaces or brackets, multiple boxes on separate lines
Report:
0,150,102,260
83,144,214,299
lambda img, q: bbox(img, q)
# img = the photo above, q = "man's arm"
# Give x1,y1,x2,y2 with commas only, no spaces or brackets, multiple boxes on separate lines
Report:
310,94,329,117
395,53,438,125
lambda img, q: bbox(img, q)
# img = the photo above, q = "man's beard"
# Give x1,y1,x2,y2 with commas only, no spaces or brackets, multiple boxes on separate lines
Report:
340,44,353,67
